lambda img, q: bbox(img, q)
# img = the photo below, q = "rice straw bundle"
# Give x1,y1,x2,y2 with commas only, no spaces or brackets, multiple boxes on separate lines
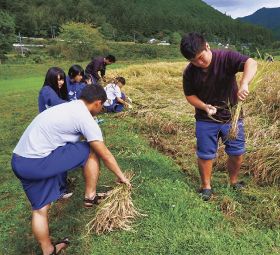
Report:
228,60,270,139
86,172,145,235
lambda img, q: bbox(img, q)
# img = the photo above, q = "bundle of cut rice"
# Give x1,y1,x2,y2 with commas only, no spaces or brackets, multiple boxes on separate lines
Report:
86,172,145,235
228,60,270,139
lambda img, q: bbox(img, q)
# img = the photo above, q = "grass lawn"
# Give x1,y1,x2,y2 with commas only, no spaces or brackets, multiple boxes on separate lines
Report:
0,65,279,255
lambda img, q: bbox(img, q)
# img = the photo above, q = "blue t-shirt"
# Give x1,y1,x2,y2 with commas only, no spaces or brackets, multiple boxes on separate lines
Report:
38,86,66,113
66,76,86,101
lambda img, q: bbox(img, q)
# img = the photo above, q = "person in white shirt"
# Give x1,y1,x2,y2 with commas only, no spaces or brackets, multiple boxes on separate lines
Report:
104,76,131,112
11,84,131,255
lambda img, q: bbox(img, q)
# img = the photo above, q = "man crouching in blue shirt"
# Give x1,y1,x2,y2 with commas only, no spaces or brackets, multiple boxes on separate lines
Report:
180,32,257,201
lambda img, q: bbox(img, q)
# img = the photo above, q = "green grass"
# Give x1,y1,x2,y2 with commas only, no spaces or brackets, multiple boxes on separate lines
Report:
0,70,279,254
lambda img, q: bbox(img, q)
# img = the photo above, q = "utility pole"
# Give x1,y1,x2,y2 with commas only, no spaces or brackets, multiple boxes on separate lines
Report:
50,26,56,38
18,32,24,57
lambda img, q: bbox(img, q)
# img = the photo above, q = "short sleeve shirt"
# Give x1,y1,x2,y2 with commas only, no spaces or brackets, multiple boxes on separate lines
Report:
183,50,249,122
13,100,103,158
38,86,66,112
66,76,87,101
103,83,122,106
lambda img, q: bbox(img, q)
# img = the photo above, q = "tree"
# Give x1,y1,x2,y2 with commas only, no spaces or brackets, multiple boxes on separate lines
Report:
0,10,15,61
170,32,181,45
58,22,108,61
100,22,116,40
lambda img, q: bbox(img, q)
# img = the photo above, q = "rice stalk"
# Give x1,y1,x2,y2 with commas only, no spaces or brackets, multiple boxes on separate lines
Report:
228,61,270,139
86,172,146,235
228,102,242,139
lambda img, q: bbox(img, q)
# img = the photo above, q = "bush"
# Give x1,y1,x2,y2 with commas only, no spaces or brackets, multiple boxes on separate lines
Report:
108,42,182,60
48,44,63,58
58,22,109,61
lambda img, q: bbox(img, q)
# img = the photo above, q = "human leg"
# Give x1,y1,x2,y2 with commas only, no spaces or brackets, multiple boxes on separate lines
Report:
83,150,100,199
227,155,243,185
198,158,213,189
221,120,245,185
32,205,68,255
195,121,220,189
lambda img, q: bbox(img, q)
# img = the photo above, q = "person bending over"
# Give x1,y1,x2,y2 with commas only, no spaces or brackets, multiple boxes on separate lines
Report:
180,32,257,201
11,85,131,254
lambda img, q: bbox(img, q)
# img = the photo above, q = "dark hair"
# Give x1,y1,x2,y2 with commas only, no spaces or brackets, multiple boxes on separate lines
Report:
105,55,116,63
82,73,92,83
83,74,91,80
115,76,126,85
80,84,107,104
180,32,207,60
43,67,68,100
68,64,84,79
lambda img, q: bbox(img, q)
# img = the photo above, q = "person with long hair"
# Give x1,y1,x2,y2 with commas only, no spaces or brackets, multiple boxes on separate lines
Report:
38,67,68,112
38,67,72,199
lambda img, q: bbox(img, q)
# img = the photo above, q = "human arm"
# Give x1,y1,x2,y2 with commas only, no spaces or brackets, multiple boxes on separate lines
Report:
238,58,257,101
186,95,217,115
39,86,66,112
100,67,106,82
91,59,102,81
89,141,131,187
116,97,129,107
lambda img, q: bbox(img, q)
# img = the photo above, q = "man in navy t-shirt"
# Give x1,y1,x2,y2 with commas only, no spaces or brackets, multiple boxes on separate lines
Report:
180,32,257,201
85,55,116,85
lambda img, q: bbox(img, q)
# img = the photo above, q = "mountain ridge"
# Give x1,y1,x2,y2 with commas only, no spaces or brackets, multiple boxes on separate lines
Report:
238,7,280,39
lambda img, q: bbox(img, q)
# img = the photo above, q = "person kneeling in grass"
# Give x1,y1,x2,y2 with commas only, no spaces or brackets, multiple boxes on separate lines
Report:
11,85,131,255
38,67,73,200
104,76,132,113
180,32,257,201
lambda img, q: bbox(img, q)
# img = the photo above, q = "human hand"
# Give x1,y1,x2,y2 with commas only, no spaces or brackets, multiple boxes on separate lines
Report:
124,102,132,109
204,104,217,116
237,83,249,101
117,176,132,188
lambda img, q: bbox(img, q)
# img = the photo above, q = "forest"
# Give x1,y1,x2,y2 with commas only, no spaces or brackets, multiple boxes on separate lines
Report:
0,0,274,44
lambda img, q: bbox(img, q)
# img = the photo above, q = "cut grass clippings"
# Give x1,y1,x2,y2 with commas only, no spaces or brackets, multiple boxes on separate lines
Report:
86,172,146,235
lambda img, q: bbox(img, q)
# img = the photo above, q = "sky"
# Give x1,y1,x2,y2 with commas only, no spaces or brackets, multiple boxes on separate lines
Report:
202,0,280,18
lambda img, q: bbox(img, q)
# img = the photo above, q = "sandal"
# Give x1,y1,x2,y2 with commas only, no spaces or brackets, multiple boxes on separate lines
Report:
49,237,70,255
231,181,246,190
198,188,213,201
84,192,108,208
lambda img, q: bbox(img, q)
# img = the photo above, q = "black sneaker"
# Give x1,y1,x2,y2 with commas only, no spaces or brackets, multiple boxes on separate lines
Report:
198,189,213,201
231,181,246,191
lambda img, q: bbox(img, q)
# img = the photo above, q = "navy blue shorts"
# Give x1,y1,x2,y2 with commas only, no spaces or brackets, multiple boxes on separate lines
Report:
105,92,126,113
11,142,90,210
195,120,245,160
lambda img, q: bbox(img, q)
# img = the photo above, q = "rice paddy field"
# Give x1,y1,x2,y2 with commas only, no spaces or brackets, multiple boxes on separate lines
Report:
0,60,279,254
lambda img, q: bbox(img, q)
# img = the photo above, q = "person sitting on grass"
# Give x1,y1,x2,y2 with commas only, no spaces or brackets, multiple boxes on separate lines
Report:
38,67,68,112
38,67,73,199
180,32,257,201
103,76,132,113
66,64,86,101
11,85,131,255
